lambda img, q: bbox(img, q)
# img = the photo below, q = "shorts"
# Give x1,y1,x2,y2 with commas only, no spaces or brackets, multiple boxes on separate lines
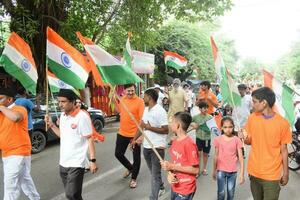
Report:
196,138,211,154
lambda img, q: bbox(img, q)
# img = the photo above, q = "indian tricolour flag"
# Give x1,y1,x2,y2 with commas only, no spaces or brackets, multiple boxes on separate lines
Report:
48,71,76,93
164,51,187,72
123,36,133,68
199,118,221,136
47,27,90,89
0,32,38,94
210,36,241,106
76,32,142,86
263,70,295,125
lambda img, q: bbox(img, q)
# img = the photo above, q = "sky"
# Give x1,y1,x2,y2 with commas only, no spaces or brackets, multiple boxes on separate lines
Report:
220,0,300,64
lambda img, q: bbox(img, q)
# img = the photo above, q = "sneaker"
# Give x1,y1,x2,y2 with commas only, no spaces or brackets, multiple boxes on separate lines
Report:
158,188,166,197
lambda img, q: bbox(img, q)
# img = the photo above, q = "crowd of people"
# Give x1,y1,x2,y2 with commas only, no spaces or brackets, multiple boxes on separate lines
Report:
0,77,299,200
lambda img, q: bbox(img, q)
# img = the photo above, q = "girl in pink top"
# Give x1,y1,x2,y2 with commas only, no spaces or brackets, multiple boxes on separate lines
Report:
213,117,244,200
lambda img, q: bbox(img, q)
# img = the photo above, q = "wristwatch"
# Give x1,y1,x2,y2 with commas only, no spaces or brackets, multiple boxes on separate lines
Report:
89,158,96,163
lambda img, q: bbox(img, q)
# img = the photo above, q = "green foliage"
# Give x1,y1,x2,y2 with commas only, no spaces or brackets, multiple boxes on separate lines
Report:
275,40,300,85
239,58,266,83
1,0,233,92
151,20,238,83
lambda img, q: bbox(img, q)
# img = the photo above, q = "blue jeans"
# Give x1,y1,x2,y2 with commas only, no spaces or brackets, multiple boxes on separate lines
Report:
217,171,237,200
171,190,195,200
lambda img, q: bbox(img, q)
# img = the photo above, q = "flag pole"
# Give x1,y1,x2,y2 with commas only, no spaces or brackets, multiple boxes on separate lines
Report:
45,65,49,131
110,84,164,162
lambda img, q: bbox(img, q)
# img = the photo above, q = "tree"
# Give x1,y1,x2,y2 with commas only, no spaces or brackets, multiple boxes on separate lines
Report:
1,0,232,93
275,40,300,85
150,20,238,84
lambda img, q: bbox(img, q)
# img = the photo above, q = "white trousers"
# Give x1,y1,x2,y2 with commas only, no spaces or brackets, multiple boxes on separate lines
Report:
2,155,40,200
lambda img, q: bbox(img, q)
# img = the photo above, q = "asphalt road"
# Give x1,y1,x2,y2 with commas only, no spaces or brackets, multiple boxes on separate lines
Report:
0,121,300,200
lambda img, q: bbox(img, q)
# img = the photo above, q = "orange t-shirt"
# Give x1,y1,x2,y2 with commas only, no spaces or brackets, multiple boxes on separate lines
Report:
118,95,145,138
198,90,218,114
0,105,31,157
245,112,292,180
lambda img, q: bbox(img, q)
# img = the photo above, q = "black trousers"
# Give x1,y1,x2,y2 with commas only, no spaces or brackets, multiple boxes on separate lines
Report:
114,134,141,180
59,166,85,200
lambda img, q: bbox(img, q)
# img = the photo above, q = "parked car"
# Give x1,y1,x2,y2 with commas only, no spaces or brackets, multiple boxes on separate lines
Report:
31,107,105,154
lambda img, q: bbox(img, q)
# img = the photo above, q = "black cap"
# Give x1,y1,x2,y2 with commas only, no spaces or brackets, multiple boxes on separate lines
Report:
57,89,78,101
0,88,17,97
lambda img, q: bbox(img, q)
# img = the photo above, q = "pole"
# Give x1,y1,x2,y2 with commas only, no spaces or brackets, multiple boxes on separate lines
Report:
45,67,49,131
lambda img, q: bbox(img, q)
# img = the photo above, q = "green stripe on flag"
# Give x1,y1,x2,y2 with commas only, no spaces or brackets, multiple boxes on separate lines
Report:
124,50,132,68
282,84,295,125
220,67,241,106
47,57,86,89
0,55,36,94
97,64,143,86
166,61,183,72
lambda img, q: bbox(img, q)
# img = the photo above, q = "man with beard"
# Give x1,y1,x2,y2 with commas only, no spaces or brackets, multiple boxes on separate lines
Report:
167,78,188,124
140,88,168,199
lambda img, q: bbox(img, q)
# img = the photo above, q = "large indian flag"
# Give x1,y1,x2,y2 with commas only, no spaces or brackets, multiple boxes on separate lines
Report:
210,36,241,106
76,32,142,86
263,70,295,125
164,51,187,72
47,27,90,89
0,32,38,94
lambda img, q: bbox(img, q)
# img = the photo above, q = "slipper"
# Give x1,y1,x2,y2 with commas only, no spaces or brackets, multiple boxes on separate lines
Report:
123,170,132,178
202,169,208,176
129,179,137,188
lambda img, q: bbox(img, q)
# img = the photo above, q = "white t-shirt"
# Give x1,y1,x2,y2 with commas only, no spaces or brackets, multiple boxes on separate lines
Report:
185,89,193,108
59,110,93,168
142,104,168,149
232,94,252,128
157,92,165,107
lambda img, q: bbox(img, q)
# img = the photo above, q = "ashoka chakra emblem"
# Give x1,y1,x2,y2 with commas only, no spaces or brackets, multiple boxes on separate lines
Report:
58,80,67,88
21,59,31,72
61,52,72,68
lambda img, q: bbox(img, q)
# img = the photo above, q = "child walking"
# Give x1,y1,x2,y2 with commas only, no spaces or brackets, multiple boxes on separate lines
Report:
161,112,199,200
191,101,213,175
213,117,244,200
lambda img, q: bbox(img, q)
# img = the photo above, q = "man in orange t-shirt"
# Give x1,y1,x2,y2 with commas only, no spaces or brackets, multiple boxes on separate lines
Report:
114,84,145,188
239,87,292,200
197,81,218,115
0,88,40,199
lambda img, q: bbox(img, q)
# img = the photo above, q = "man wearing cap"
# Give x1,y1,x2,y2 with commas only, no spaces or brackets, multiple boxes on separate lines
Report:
167,78,188,123
45,89,97,200
0,88,40,200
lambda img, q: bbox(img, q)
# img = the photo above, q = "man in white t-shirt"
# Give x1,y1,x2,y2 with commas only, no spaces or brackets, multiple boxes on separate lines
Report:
137,88,169,200
232,84,252,128
154,84,165,107
45,89,97,200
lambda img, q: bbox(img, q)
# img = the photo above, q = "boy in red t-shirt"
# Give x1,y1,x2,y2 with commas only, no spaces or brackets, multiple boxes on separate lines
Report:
161,112,199,200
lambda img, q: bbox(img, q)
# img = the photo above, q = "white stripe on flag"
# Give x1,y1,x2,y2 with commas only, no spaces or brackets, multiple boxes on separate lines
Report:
3,44,38,82
47,41,89,81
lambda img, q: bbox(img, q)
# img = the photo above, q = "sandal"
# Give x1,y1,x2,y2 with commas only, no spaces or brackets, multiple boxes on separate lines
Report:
202,169,208,176
129,179,137,188
123,170,132,178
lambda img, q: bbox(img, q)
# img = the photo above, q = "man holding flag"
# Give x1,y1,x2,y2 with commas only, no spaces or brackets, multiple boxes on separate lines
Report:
114,84,145,188
45,89,97,200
